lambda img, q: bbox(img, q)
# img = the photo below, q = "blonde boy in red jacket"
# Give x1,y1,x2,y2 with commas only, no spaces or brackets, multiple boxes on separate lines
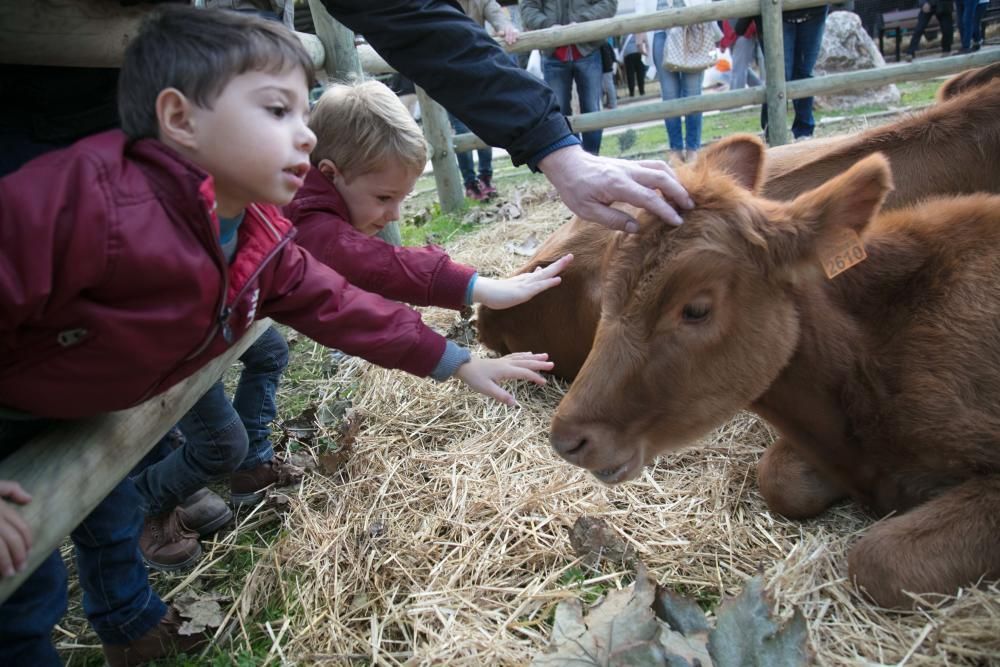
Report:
286,80,573,404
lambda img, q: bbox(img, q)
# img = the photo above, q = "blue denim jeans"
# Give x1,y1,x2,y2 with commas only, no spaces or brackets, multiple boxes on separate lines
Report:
956,0,983,48
652,31,705,151
132,325,288,515
759,8,829,139
449,114,492,187
542,49,604,155
0,420,166,663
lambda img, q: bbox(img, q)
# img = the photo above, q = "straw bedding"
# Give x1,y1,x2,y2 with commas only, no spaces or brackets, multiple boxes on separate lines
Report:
266,188,999,665
57,184,1000,666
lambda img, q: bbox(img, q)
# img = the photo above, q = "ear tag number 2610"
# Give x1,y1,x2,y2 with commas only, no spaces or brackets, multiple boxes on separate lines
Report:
819,228,867,279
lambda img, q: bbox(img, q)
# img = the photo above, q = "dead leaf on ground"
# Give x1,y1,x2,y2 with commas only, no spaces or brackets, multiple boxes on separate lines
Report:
317,407,362,475
279,404,319,447
532,566,811,667
506,233,541,257
174,591,226,636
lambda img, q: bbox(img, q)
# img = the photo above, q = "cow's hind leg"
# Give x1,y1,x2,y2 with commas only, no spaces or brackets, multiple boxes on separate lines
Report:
848,476,1000,608
757,437,847,519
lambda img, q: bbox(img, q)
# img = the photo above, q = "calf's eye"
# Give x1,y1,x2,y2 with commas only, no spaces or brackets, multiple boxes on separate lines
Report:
682,303,710,323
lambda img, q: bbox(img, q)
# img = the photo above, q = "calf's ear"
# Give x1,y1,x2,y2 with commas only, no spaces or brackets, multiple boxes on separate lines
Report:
698,134,765,192
788,153,893,237
760,154,893,273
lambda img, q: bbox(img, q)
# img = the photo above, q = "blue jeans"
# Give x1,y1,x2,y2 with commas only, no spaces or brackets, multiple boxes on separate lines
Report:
652,31,705,151
0,420,167,663
542,49,604,155
449,114,492,187
956,0,984,48
132,326,288,515
759,8,829,139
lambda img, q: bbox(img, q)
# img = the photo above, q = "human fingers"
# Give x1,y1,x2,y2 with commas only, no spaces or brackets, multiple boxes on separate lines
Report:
0,518,30,577
481,379,516,406
622,163,695,224
0,481,31,505
502,352,549,362
533,254,573,279
498,365,551,386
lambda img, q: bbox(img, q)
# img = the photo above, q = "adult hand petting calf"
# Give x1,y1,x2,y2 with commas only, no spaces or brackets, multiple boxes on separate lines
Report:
538,145,695,232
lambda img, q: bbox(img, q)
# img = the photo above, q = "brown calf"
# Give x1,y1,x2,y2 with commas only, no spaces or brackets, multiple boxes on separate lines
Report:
548,134,1000,608
477,64,1000,379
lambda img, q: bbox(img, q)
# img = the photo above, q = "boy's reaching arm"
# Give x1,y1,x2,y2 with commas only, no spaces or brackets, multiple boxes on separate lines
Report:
471,254,572,310
0,481,32,578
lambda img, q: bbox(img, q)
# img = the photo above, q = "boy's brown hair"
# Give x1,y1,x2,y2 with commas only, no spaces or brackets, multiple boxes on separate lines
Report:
310,80,427,179
118,5,316,139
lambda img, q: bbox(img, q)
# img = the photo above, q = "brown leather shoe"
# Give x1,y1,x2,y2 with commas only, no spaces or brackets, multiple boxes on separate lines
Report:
102,606,212,667
230,457,304,507
177,487,233,537
140,509,202,572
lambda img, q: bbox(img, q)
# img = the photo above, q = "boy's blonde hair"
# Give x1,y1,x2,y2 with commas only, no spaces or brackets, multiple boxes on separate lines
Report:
310,80,427,179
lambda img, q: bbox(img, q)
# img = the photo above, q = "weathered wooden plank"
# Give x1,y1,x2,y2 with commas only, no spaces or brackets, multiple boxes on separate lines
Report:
0,320,272,605
0,0,325,69
452,49,1000,152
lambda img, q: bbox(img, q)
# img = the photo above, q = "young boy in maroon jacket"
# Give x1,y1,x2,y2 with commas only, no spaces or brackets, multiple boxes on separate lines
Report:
0,7,560,665
285,80,572,400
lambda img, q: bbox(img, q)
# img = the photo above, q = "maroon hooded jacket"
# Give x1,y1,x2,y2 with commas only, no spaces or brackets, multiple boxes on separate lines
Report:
0,131,447,418
284,167,476,310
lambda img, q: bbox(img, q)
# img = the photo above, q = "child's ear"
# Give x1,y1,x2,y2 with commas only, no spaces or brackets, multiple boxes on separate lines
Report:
156,88,197,149
317,159,342,182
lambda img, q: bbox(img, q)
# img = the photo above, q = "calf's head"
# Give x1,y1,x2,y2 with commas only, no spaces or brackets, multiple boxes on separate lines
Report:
549,135,892,483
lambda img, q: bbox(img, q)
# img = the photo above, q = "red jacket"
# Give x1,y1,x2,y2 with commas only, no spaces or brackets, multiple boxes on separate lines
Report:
285,168,476,310
0,131,446,418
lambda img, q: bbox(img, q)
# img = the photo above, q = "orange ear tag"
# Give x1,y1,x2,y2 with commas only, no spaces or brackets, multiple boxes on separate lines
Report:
818,227,867,279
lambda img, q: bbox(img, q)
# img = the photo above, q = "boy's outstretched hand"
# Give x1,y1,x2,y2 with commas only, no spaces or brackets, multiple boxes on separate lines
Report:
473,254,573,310
0,480,32,578
455,352,553,406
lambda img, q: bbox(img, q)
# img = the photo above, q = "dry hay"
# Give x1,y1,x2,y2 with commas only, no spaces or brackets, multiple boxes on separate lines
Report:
52,183,995,665
248,185,999,666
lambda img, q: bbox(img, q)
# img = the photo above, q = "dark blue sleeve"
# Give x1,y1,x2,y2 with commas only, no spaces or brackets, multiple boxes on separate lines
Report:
319,0,574,166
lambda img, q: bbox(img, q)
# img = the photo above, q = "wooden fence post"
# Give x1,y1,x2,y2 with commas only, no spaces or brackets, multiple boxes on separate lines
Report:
416,87,466,214
760,0,791,146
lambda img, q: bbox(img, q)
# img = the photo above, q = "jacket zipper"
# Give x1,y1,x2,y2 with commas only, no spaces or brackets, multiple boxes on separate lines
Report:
183,205,294,361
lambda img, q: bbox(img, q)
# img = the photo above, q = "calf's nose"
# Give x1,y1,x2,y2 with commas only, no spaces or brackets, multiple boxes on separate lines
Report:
549,419,591,465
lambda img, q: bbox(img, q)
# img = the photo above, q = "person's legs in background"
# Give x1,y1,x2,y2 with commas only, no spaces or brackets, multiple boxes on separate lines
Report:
653,31,685,160
449,114,487,201
573,49,605,155
681,70,706,154
905,8,934,59
602,70,618,109
475,146,496,197
787,8,828,139
959,0,978,50
939,5,955,53
972,1,987,48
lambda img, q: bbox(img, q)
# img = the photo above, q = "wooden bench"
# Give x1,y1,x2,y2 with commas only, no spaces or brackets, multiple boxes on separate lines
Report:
878,8,939,63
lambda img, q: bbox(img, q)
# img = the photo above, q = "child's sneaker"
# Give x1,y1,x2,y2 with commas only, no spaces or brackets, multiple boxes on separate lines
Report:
464,180,489,202
230,457,304,507
176,487,233,537
478,175,498,199
102,606,213,667
140,509,202,572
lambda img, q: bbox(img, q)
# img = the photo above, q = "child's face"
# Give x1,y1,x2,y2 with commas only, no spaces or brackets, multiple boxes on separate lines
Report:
180,67,316,217
321,160,420,237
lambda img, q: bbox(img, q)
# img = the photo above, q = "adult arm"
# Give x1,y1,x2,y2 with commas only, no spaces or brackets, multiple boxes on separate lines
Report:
321,0,692,230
